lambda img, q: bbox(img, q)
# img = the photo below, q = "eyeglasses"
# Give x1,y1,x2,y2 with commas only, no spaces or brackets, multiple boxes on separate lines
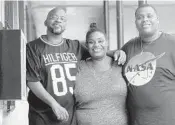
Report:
48,16,67,22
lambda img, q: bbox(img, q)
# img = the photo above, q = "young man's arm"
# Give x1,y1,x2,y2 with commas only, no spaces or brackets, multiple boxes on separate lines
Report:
27,81,69,121
80,43,126,64
26,43,68,121
107,50,126,65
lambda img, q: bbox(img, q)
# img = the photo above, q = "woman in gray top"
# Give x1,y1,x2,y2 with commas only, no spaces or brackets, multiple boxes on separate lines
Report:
74,26,128,125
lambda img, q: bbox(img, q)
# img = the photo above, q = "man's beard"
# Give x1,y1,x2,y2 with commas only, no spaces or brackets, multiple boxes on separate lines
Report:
48,26,65,35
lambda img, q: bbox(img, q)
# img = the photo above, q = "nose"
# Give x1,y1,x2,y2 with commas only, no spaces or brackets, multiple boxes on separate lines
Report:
55,18,62,23
93,41,100,47
142,16,149,22
94,41,99,45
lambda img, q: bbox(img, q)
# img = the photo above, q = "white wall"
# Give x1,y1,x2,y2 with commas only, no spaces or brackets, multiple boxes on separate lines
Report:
30,6,104,42
109,2,175,50
2,101,29,125
28,1,105,42
29,1,175,50
0,1,5,26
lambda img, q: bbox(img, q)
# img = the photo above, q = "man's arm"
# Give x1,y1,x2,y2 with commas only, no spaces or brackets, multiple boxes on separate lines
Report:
80,42,126,64
27,81,69,121
26,43,68,121
27,81,59,107
107,50,126,65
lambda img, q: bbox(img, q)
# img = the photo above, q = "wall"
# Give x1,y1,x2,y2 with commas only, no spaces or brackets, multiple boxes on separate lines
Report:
109,3,138,50
108,2,175,50
1,1,175,125
2,101,29,125
0,1,29,125
27,1,105,42
29,1,175,50
30,6,104,42
0,1,5,27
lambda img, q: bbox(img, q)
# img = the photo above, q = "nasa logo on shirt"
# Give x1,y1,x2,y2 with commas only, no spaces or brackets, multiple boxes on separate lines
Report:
124,52,165,86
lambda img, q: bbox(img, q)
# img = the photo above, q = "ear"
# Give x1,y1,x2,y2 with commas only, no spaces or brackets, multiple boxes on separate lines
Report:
105,40,109,46
85,42,88,48
44,20,47,26
103,38,108,47
156,16,159,23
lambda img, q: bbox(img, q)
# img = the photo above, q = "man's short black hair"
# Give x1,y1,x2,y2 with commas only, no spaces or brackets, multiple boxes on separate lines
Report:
135,4,157,17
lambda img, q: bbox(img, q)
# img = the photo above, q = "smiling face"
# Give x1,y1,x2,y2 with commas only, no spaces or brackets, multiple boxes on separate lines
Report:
86,31,108,60
135,6,159,37
45,8,67,35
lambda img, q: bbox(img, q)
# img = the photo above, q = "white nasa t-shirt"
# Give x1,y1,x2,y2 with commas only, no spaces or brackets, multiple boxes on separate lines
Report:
125,52,165,86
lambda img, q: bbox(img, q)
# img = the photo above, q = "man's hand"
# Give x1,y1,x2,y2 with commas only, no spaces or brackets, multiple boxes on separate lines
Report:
51,102,69,122
114,50,126,65
27,81,69,122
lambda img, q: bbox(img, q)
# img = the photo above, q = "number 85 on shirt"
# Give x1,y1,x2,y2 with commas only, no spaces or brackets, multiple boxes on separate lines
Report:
50,63,76,96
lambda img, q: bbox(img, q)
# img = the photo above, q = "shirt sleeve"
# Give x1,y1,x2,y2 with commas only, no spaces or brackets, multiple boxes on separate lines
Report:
26,43,41,82
121,42,128,54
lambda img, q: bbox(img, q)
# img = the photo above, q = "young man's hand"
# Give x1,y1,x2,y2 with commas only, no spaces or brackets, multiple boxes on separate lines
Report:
114,50,126,65
51,102,69,122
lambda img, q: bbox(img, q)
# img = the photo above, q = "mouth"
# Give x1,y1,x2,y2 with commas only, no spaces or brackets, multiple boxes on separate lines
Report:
53,23,61,28
142,24,151,28
93,48,102,52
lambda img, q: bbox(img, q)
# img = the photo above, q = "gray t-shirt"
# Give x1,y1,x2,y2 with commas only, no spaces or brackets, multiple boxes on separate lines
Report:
74,60,127,125
122,33,175,125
